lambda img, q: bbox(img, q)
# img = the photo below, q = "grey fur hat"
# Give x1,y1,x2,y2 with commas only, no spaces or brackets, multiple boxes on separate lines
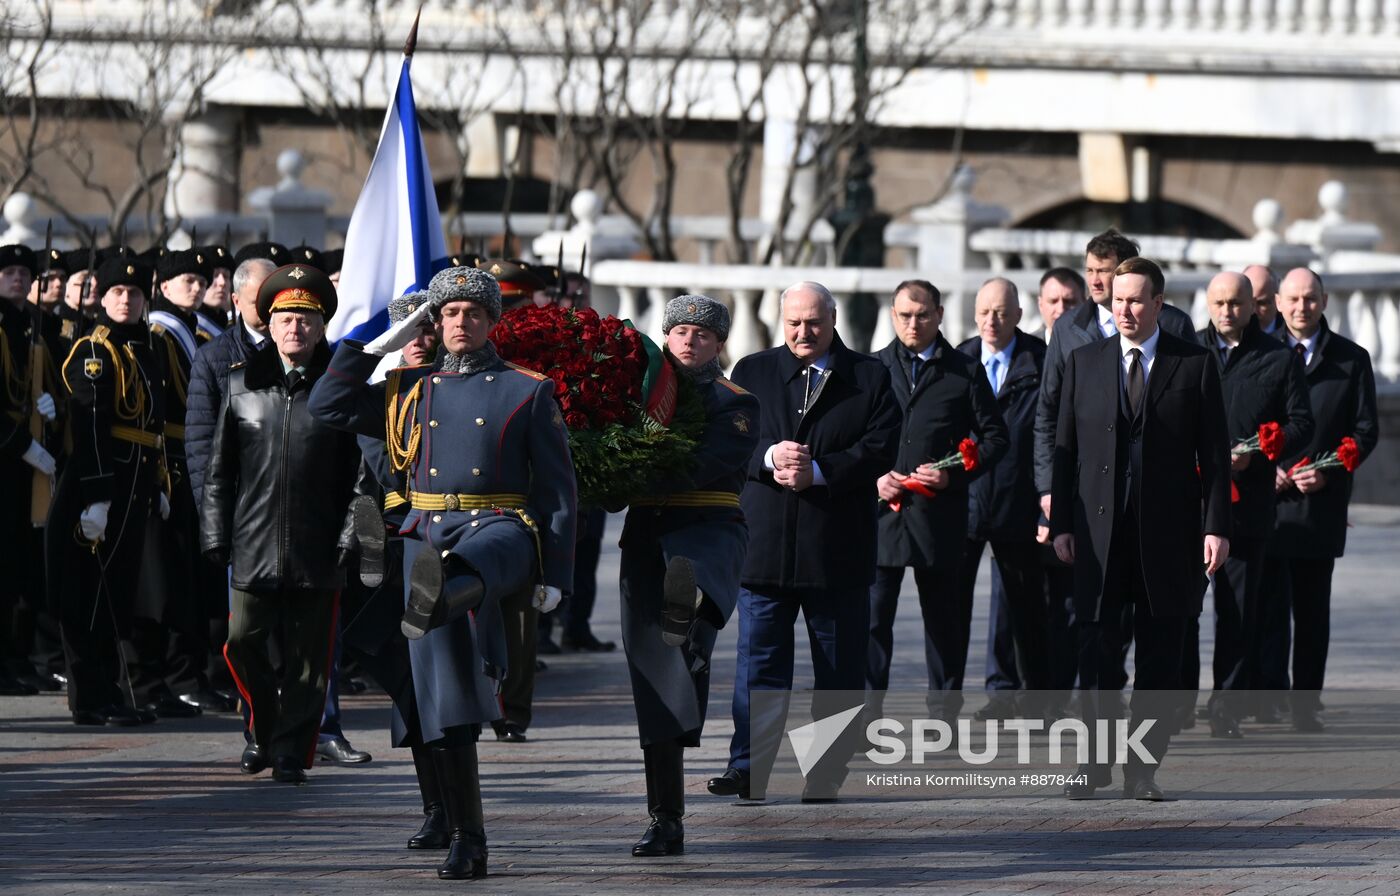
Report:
662,294,730,341
388,289,429,324
427,265,502,322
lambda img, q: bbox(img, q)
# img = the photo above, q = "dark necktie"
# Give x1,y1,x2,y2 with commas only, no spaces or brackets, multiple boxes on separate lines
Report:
286,368,303,392
1220,345,1231,367
1294,342,1307,364
909,354,923,387
1126,348,1144,417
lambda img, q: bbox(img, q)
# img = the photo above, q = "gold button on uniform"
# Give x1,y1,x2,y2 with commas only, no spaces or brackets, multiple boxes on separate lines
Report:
433,514,442,522
471,509,479,516
430,468,438,476
472,467,481,476
475,417,485,426
470,520,479,528
429,420,438,428
485,375,495,382
432,376,441,384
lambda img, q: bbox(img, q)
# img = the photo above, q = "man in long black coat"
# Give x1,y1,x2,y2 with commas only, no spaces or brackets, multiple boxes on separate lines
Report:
707,281,900,803
1265,268,1379,732
1188,272,1312,738
1051,257,1232,801
866,279,1008,726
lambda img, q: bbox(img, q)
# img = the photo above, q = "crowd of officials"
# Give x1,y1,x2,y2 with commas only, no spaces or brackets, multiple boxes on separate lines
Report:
0,225,1379,878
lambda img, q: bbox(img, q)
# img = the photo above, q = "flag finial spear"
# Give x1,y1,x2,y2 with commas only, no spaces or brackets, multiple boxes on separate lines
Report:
403,5,423,58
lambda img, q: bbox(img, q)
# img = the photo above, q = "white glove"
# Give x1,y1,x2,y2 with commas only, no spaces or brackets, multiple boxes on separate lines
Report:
80,501,111,542
533,584,563,614
22,439,56,476
159,493,170,520
364,301,434,357
36,392,56,422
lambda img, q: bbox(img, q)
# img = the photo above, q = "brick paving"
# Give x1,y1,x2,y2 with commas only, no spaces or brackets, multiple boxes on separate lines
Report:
2,512,1399,894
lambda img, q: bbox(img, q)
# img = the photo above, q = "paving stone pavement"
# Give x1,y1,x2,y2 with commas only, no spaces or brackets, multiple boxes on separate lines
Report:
2,512,1399,895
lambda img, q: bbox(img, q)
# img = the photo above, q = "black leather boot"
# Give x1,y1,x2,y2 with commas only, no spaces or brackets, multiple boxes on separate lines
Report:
432,743,488,880
403,551,486,640
632,740,685,857
407,746,450,849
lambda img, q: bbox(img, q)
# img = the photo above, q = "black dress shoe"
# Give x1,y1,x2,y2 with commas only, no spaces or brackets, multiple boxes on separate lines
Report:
316,736,373,764
337,677,368,695
1209,712,1243,739
1292,709,1325,732
1064,765,1112,800
1124,774,1166,801
437,832,488,880
17,671,64,692
535,659,548,672
1253,705,1283,724
271,755,307,784
351,493,387,588
180,687,238,713
561,631,616,652
240,743,269,774
0,673,38,696
631,817,684,857
661,556,699,647
493,723,528,743
130,706,158,724
145,695,203,719
974,698,1017,722
706,767,751,799
536,635,562,655
73,704,143,727
408,806,450,850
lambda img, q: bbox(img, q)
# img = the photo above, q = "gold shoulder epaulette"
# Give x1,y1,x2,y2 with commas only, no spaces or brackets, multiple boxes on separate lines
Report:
716,377,748,395
504,361,547,381
151,323,167,336
91,324,110,342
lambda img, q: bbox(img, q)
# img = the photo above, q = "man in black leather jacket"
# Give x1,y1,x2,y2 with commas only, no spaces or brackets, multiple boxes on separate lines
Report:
200,263,359,784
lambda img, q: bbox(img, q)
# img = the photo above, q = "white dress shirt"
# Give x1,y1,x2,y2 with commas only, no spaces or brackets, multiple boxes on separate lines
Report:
1120,326,1162,392
1096,304,1118,339
1286,330,1317,367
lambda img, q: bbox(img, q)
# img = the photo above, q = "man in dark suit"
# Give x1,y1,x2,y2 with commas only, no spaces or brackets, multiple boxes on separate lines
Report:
867,279,1007,727
1051,256,1232,801
707,281,900,803
1035,230,1198,698
955,279,1047,721
1243,265,1284,339
1266,268,1379,732
1187,272,1312,739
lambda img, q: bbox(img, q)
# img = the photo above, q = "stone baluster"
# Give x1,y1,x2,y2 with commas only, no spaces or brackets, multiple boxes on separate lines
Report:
1329,0,1355,29
832,290,864,351
1301,0,1327,31
1247,0,1274,28
1347,289,1380,362
647,286,671,346
1169,0,1194,29
1223,0,1248,28
1384,0,1400,32
0,192,42,246
1275,0,1301,28
1375,291,1400,381
1016,0,1043,29
727,289,766,365
1065,0,1092,27
991,0,1016,27
617,286,643,329
1093,0,1118,27
1198,0,1224,29
1143,0,1170,29
1354,0,1379,29
249,149,331,249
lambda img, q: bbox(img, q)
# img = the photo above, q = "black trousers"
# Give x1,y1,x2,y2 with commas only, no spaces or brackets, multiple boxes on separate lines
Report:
225,587,338,766
1079,512,1187,779
1255,553,1292,691
868,555,965,716
962,538,1051,710
497,587,537,732
1280,556,1335,711
1182,536,1267,715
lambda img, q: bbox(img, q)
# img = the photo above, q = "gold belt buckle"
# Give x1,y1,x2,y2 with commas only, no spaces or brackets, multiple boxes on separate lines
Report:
443,494,460,511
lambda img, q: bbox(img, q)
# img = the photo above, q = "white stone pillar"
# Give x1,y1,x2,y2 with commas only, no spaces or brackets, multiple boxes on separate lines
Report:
164,107,240,223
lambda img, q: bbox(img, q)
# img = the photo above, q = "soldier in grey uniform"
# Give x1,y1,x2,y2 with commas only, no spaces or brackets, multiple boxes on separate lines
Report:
619,294,758,857
309,266,576,882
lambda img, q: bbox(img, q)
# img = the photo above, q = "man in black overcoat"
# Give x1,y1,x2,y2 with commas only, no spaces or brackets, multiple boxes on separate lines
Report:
866,279,1008,725
1264,268,1379,732
1051,257,1232,801
707,280,900,803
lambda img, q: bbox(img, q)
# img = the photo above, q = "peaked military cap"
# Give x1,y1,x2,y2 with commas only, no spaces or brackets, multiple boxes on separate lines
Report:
476,258,545,301
157,247,214,285
95,256,154,297
255,263,338,322
0,244,38,276
232,241,290,269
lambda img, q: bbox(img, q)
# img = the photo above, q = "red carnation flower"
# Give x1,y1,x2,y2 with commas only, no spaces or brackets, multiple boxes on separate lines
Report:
1258,421,1285,461
1337,437,1361,472
959,438,979,472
